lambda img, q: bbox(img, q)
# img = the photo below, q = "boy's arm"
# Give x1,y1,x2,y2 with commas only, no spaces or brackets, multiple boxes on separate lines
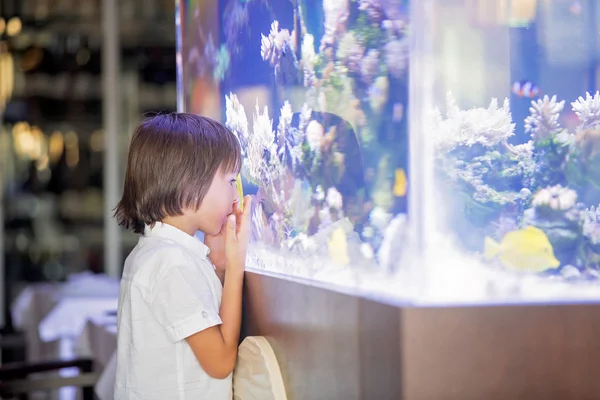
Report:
185,267,243,379
186,196,251,379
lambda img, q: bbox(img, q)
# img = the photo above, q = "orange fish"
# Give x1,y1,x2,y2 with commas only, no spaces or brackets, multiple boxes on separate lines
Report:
512,80,540,98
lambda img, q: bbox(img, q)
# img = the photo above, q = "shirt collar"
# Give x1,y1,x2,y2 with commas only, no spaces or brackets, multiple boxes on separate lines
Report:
145,222,210,259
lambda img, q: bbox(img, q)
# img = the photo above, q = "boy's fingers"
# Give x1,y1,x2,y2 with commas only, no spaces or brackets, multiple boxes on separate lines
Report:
225,215,236,242
235,209,244,236
242,196,252,219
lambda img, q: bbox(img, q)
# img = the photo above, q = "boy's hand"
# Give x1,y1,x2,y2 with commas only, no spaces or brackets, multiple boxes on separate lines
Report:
205,225,227,272
224,195,252,273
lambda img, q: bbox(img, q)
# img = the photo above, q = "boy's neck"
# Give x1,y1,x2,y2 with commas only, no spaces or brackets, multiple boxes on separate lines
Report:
161,215,197,236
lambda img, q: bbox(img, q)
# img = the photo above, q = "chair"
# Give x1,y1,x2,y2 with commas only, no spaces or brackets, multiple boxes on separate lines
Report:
0,357,99,400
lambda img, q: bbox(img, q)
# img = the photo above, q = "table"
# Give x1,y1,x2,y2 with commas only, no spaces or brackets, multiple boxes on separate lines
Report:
75,318,117,400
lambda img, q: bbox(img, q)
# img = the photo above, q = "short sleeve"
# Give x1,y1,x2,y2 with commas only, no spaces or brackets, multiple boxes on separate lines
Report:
146,264,222,342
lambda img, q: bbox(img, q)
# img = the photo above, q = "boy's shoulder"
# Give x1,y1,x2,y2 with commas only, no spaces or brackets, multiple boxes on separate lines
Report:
126,235,207,287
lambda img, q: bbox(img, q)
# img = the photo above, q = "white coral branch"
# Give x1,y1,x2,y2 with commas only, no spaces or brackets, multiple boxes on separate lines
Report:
431,92,515,150
524,95,565,140
571,91,600,130
225,93,249,153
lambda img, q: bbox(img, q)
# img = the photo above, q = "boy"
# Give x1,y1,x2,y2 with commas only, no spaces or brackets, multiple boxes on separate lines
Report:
113,113,251,399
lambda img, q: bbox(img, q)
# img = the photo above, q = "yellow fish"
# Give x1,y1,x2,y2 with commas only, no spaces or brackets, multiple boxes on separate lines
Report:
328,227,350,265
235,173,244,211
393,168,407,197
484,226,560,272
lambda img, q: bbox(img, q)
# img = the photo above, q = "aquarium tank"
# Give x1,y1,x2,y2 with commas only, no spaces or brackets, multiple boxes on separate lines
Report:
176,0,600,305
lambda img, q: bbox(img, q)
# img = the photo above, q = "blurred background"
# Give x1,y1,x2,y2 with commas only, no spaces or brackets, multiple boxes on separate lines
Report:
0,1,176,398
1,0,176,315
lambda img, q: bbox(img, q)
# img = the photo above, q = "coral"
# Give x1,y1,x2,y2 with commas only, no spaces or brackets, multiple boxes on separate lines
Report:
368,76,389,114
221,0,413,271
260,21,292,67
360,49,380,84
277,101,293,141
224,93,287,206
524,95,565,140
259,20,299,86
357,0,406,24
358,0,384,21
305,120,324,152
431,92,515,150
583,205,600,245
575,127,600,160
326,187,343,210
381,18,406,38
336,32,365,74
222,0,249,54
301,34,318,87
380,0,406,22
322,0,350,49
532,185,578,211
510,141,537,187
225,93,249,154
571,91,600,130
383,38,409,79
369,206,393,231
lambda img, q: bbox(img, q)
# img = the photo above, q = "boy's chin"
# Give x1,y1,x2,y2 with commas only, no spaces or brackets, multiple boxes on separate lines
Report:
212,220,226,235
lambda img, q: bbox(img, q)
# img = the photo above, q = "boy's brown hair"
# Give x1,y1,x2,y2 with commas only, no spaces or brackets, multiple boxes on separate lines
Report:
114,112,242,234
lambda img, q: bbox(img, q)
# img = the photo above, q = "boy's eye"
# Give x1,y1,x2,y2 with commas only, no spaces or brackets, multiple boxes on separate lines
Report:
230,179,237,185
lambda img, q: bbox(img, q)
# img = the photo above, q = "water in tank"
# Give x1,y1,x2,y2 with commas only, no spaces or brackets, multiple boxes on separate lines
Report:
176,0,600,304
176,0,411,296
414,0,600,304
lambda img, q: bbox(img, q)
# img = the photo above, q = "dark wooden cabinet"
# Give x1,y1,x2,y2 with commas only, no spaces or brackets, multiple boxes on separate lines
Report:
242,272,600,400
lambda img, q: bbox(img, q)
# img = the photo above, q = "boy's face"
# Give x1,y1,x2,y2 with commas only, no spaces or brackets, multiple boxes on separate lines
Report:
195,166,240,235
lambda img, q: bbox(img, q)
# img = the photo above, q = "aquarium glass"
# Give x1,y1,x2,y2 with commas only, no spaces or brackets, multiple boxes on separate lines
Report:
417,0,600,304
176,0,600,304
176,0,411,299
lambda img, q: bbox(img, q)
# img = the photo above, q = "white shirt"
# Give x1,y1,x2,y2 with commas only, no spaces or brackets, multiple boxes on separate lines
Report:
114,223,231,400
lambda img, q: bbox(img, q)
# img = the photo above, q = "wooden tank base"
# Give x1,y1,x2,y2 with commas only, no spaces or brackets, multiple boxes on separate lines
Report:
241,271,600,400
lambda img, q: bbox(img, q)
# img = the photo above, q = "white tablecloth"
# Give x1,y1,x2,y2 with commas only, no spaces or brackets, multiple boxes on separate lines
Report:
38,298,118,343
75,319,118,400
11,273,119,361
11,283,63,362
10,273,119,400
